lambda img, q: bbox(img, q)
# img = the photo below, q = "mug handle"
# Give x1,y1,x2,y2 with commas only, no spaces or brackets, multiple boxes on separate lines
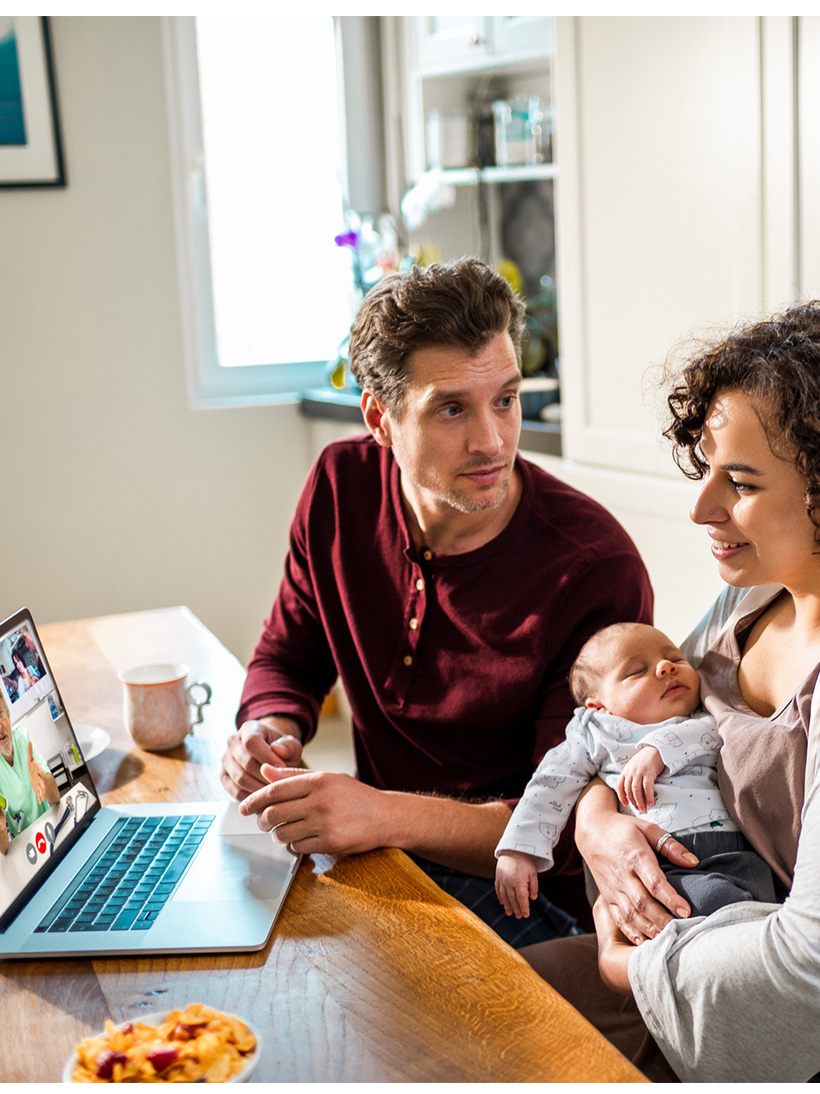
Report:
186,681,213,728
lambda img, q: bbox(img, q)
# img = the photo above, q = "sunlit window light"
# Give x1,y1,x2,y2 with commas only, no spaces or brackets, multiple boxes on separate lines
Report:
195,16,353,369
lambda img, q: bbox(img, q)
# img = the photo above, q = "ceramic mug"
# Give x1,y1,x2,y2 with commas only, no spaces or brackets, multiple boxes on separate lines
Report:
119,663,212,751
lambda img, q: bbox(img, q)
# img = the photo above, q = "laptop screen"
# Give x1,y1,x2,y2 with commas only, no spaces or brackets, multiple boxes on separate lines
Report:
0,608,101,926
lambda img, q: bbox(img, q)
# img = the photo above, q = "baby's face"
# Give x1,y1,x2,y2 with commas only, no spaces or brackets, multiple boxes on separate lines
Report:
586,624,700,724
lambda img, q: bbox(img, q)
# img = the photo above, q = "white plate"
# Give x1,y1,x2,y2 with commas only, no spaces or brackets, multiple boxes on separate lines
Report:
73,724,111,762
62,1008,260,1083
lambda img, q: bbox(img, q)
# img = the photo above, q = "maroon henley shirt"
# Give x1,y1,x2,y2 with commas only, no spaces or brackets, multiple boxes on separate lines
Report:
239,435,653,922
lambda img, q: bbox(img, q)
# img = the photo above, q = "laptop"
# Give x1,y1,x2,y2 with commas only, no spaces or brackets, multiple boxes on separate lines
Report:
0,607,300,960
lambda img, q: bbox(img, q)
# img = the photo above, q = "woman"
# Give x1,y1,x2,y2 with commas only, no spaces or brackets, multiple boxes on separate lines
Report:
12,653,40,696
523,302,820,1082
12,638,42,696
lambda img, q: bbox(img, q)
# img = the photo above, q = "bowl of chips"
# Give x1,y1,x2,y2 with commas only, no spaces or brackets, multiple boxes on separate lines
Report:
63,1003,260,1083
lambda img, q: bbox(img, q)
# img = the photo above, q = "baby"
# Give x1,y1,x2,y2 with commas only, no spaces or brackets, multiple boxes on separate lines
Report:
495,622,777,921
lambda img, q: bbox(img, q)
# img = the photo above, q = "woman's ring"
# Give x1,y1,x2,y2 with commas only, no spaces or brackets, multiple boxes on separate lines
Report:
656,832,672,852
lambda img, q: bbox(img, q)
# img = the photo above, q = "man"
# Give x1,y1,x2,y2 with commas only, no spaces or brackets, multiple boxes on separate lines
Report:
221,259,653,945
0,690,60,855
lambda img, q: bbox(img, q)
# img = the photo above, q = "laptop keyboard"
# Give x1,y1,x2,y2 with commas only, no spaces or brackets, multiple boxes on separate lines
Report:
34,813,215,934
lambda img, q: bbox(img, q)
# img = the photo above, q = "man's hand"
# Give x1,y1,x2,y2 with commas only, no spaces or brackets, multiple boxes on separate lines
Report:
220,717,304,801
575,779,698,945
495,850,538,918
239,766,386,856
0,810,8,855
239,764,513,874
592,897,634,994
617,746,665,813
27,739,47,804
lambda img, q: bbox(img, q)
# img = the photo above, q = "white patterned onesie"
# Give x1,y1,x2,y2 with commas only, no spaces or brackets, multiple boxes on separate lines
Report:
496,706,735,872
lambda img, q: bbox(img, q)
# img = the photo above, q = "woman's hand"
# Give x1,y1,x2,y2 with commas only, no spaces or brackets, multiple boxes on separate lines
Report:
592,897,634,994
575,779,699,944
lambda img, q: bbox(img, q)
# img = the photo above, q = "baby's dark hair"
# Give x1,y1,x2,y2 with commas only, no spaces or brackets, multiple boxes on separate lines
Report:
569,622,648,705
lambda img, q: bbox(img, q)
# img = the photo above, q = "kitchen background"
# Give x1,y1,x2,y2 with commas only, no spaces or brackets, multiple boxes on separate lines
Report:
2,16,817,693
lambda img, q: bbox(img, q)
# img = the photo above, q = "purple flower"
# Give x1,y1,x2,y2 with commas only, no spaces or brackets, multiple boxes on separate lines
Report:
334,230,359,249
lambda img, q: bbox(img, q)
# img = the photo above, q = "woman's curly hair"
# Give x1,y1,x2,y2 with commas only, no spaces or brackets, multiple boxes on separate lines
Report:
665,302,820,539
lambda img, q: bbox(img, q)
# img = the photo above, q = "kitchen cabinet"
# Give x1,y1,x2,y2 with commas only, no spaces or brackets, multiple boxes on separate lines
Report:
411,16,488,71
536,15,801,640
554,15,793,480
412,16,552,74
395,18,553,184
491,16,554,60
381,17,558,424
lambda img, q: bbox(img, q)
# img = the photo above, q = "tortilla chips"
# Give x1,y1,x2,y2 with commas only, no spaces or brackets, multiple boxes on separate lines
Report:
71,1003,257,1083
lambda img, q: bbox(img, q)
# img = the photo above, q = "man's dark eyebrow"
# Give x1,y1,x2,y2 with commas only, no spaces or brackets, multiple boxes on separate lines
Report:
426,376,522,403
427,388,468,402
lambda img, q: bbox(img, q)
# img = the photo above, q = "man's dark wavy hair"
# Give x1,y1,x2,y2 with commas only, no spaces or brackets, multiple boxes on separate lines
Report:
664,302,820,541
348,258,524,415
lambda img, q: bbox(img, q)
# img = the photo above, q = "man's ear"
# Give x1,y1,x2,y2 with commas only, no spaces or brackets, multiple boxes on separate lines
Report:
361,391,392,447
585,697,608,712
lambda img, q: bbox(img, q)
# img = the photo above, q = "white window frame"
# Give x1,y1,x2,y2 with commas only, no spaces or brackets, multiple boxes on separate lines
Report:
162,16,344,407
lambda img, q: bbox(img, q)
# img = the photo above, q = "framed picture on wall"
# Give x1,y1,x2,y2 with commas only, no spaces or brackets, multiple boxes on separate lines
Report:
0,16,64,188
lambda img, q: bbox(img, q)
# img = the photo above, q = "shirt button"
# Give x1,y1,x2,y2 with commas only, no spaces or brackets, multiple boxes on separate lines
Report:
409,618,418,630
422,550,432,561
403,655,413,666
415,578,425,591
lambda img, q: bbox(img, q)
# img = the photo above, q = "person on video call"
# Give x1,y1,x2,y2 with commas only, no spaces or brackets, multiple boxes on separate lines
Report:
220,258,653,947
0,690,59,854
12,637,43,696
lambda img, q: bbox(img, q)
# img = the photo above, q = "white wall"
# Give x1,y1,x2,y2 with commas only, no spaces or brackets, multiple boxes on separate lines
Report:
0,17,313,664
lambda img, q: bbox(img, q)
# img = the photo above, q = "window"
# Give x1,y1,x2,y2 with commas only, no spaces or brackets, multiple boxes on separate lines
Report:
163,16,353,405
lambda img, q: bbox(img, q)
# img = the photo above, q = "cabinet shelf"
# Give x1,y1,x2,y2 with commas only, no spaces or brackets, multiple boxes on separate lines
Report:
436,162,557,187
412,17,552,78
481,163,557,184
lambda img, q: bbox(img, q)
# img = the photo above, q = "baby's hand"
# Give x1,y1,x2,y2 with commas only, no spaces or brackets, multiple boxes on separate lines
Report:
617,745,665,813
495,850,538,918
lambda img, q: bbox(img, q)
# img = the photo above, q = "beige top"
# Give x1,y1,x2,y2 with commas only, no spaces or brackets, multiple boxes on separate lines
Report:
632,584,820,1082
696,593,811,887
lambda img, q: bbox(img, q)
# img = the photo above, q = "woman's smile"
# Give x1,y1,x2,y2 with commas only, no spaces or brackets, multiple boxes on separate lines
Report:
690,389,818,592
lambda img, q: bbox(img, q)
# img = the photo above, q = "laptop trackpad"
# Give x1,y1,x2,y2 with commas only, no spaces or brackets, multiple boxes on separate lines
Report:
176,831,298,902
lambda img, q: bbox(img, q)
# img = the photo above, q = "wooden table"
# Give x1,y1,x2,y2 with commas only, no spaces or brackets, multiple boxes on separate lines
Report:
3,607,646,1083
